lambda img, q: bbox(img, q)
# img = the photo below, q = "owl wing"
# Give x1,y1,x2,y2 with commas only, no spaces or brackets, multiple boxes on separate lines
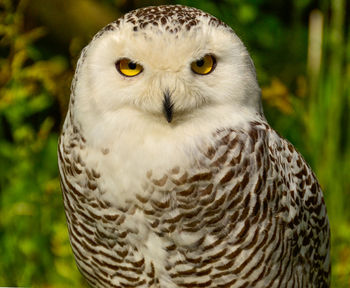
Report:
143,121,330,287
234,121,330,286
266,124,331,286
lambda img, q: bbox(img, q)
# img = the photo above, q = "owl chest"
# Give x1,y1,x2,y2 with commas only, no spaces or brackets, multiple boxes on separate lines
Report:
96,156,223,238
61,125,306,287
133,167,225,236
71,127,266,247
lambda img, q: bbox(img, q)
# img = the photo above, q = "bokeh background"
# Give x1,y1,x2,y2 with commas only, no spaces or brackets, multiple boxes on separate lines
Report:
0,0,349,287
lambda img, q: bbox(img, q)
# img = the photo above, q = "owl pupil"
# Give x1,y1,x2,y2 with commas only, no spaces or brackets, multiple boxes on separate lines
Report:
128,62,137,69
196,59,204,67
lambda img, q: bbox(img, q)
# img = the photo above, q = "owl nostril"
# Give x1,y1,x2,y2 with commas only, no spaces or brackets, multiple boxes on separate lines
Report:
163,90,174,123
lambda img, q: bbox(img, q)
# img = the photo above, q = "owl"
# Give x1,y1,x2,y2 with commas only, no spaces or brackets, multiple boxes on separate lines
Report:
58,5,330,288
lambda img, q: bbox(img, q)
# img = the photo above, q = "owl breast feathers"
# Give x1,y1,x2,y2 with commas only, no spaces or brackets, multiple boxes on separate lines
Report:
58,4,330,288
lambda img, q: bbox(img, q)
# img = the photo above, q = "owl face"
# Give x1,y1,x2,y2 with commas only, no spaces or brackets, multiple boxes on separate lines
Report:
73,6,261,129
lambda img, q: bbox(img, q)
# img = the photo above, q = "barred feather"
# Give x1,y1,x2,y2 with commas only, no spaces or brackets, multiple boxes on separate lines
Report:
58,117,330,287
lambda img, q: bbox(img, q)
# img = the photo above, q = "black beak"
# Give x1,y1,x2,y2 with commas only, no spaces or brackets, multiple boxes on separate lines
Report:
163,90,174,123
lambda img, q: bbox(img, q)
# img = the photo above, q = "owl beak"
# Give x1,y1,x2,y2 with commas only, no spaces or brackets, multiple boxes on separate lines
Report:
163,90,174,123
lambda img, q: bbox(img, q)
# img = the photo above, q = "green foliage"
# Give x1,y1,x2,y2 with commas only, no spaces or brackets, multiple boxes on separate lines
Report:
0,0,349,287
0,0,83,286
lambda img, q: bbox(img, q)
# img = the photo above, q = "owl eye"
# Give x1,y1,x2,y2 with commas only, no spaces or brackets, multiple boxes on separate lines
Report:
191,54,216,75
116,58,143,77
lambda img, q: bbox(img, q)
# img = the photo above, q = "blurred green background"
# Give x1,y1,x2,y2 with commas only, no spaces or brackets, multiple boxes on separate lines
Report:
0,0,349,287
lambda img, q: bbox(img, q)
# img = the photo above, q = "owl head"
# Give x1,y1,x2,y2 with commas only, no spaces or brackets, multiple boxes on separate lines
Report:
70,5,261,137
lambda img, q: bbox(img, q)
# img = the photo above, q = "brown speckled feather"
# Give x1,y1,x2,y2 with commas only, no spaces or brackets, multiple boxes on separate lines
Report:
58,118,330,287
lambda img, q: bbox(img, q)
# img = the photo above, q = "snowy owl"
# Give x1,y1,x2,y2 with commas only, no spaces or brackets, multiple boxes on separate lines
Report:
58,5,330,288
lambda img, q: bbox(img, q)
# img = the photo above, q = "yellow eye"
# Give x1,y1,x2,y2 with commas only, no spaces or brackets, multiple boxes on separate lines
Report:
191,54,216,75
116,58,143,77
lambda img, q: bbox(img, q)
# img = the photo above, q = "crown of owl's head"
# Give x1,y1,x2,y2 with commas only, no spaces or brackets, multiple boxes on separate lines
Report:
70,5,261,130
